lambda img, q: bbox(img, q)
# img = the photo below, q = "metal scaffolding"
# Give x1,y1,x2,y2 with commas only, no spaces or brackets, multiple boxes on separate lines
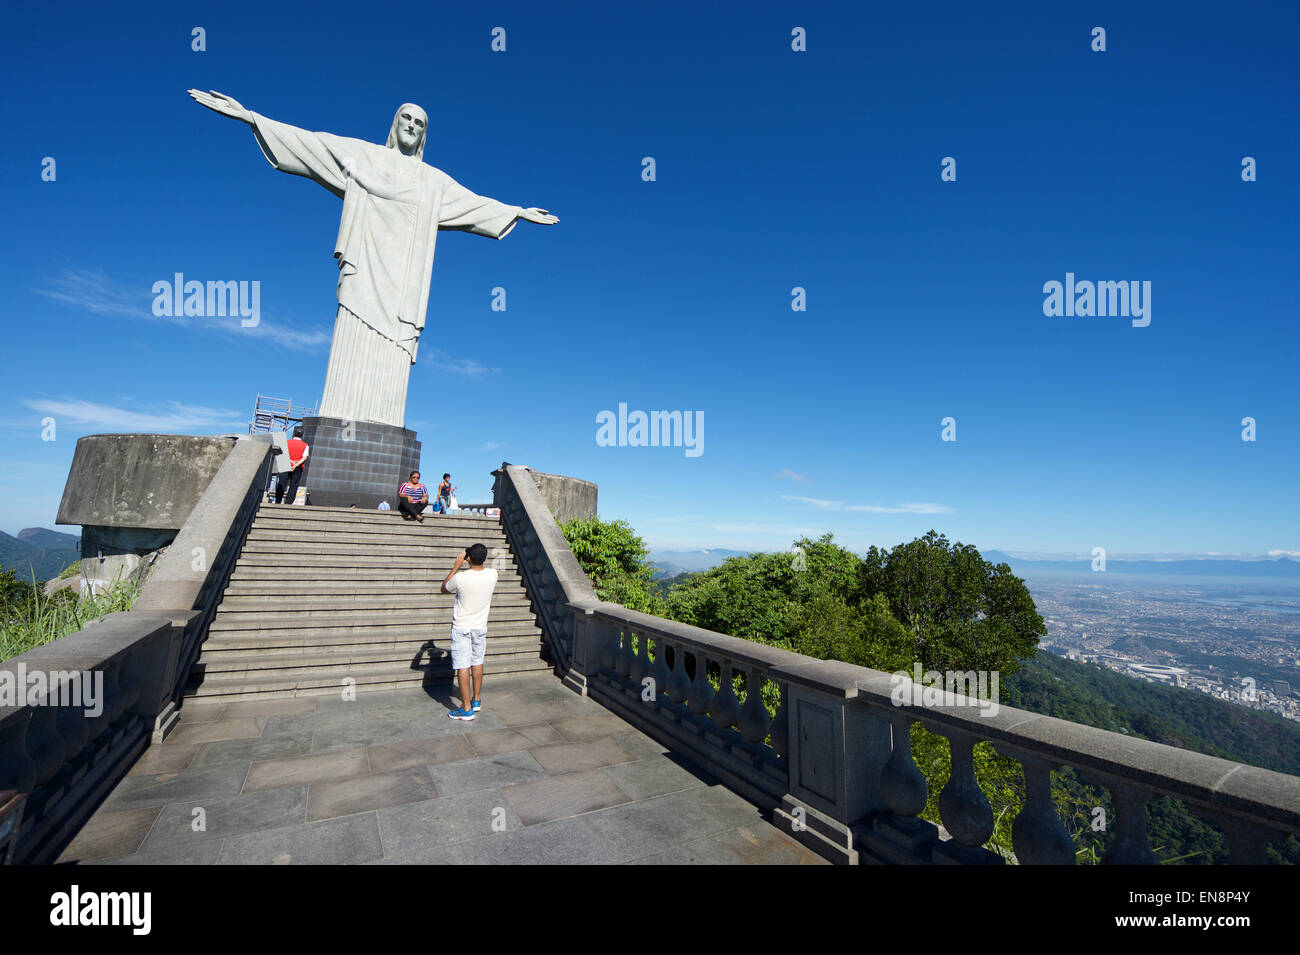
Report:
248,394,318,434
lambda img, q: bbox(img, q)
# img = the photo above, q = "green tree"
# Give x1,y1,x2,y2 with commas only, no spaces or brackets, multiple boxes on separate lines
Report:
861,530,1045,675
560,516,663,614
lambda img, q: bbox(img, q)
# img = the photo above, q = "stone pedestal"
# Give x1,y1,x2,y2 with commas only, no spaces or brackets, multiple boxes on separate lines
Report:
298,417,421,508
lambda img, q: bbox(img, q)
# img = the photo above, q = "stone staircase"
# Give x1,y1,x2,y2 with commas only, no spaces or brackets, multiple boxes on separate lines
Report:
183,503,550,702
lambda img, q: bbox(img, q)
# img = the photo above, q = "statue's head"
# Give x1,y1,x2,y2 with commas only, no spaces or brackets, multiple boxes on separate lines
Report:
386,103,428,160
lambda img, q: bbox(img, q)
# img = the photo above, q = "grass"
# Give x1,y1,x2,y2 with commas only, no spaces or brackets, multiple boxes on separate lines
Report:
0,570,143,662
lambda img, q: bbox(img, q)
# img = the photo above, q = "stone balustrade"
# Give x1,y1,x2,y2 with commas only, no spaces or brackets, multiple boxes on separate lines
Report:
0,612,190,863
494,463,1300,865
0,435,274,864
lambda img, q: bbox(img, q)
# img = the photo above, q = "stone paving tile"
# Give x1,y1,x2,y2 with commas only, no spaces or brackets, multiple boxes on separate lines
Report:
485,697,577,725
93,840,227,865
368,812,615,865
366,735,475,773
427,750,548,796
306,771,438,822
128,743,201,776
309,718,427,755
219,697,318,720
626,824,827,865
56,806,162,863
244,747,370,792
313,687,445,712
599,753,710,800
217,812,384,864
465,727,534,757
99,762,252,813
176,701,227,724
558,787,753,862
610,730,670,759
550,712,634,742
165,717,267,746
376,790,522,856
190,731,315,769
514,722,564,745
528,737,636,776
138,786,308,854
501,768,632,826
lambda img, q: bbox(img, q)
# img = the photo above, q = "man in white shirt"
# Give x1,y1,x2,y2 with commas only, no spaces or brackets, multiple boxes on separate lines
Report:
441,543,498,720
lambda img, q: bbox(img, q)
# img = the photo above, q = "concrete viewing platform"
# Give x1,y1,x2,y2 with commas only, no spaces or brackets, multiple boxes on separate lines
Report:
57,670,824,865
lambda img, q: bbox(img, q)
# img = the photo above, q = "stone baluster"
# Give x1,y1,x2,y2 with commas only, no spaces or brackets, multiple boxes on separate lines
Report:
937,731,995,855
597,618,617,673
667,640,691,705
709,659,740,731
738,665,771,745
880,715,927,818
647,635,671,704
1009,754,1075,865
628,629,650,684
0,719,34,793
687,648,714,716
770,680,789,759
614,624,634,679
1102,785,1158,865
1219,821,1274,866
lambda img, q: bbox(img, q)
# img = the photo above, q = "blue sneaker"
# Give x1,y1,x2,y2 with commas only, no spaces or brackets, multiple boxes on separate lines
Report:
448,707,476,721
471,699,482,713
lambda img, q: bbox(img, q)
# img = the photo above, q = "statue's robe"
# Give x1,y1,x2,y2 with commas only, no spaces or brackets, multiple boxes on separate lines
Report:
249,112,522,427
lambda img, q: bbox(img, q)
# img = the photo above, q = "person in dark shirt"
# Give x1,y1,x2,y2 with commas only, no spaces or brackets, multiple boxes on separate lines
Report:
436,473,456,516
398,471,429,522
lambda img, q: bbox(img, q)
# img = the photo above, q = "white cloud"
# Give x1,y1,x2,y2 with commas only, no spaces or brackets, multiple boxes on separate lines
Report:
34,268,329,353
781,495,954,515
426,351,500,378
481,441,501,450
22,398,245,433
1267,549,1300,559
774,469,808,482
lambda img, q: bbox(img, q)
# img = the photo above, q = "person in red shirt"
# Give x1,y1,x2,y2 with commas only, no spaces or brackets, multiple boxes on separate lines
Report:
276,428,310,504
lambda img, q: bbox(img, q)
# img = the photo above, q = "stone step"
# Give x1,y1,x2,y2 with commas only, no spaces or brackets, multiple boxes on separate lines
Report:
214,592,533,612
184,656,552,702
228,565,528,582
244,532,510,551
228,553,525,570
220,579,531,597
208,606,539,633
254,505,498,528
197,635,543,671
200,622,543,652
240,541,512,558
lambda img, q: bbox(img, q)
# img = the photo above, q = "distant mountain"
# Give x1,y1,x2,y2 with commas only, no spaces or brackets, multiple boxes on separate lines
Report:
0,528,81,584
983,551,1300,579
650,548,748,579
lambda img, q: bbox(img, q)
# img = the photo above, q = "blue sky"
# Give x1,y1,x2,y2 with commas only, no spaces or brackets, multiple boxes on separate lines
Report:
2,1,1297,559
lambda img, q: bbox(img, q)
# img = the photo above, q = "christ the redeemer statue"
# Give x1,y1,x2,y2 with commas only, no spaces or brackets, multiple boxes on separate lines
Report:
189,90,558,429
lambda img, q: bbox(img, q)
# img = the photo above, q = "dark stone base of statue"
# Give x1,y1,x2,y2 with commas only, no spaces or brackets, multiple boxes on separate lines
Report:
297,417,421,509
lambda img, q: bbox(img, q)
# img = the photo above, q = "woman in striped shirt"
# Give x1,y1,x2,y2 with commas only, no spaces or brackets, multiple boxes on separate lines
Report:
398,471,429,522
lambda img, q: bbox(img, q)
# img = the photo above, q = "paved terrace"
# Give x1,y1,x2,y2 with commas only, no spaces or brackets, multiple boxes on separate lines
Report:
56,671,824,865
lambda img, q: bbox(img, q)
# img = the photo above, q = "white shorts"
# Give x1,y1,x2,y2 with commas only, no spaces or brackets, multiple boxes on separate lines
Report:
450,628,487,670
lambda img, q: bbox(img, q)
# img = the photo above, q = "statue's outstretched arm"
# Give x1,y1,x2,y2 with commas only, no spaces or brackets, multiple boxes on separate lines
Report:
188,89,252,125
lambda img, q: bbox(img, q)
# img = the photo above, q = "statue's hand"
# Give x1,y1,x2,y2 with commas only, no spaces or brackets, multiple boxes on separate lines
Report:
188,89,253,124
519,207,559,225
